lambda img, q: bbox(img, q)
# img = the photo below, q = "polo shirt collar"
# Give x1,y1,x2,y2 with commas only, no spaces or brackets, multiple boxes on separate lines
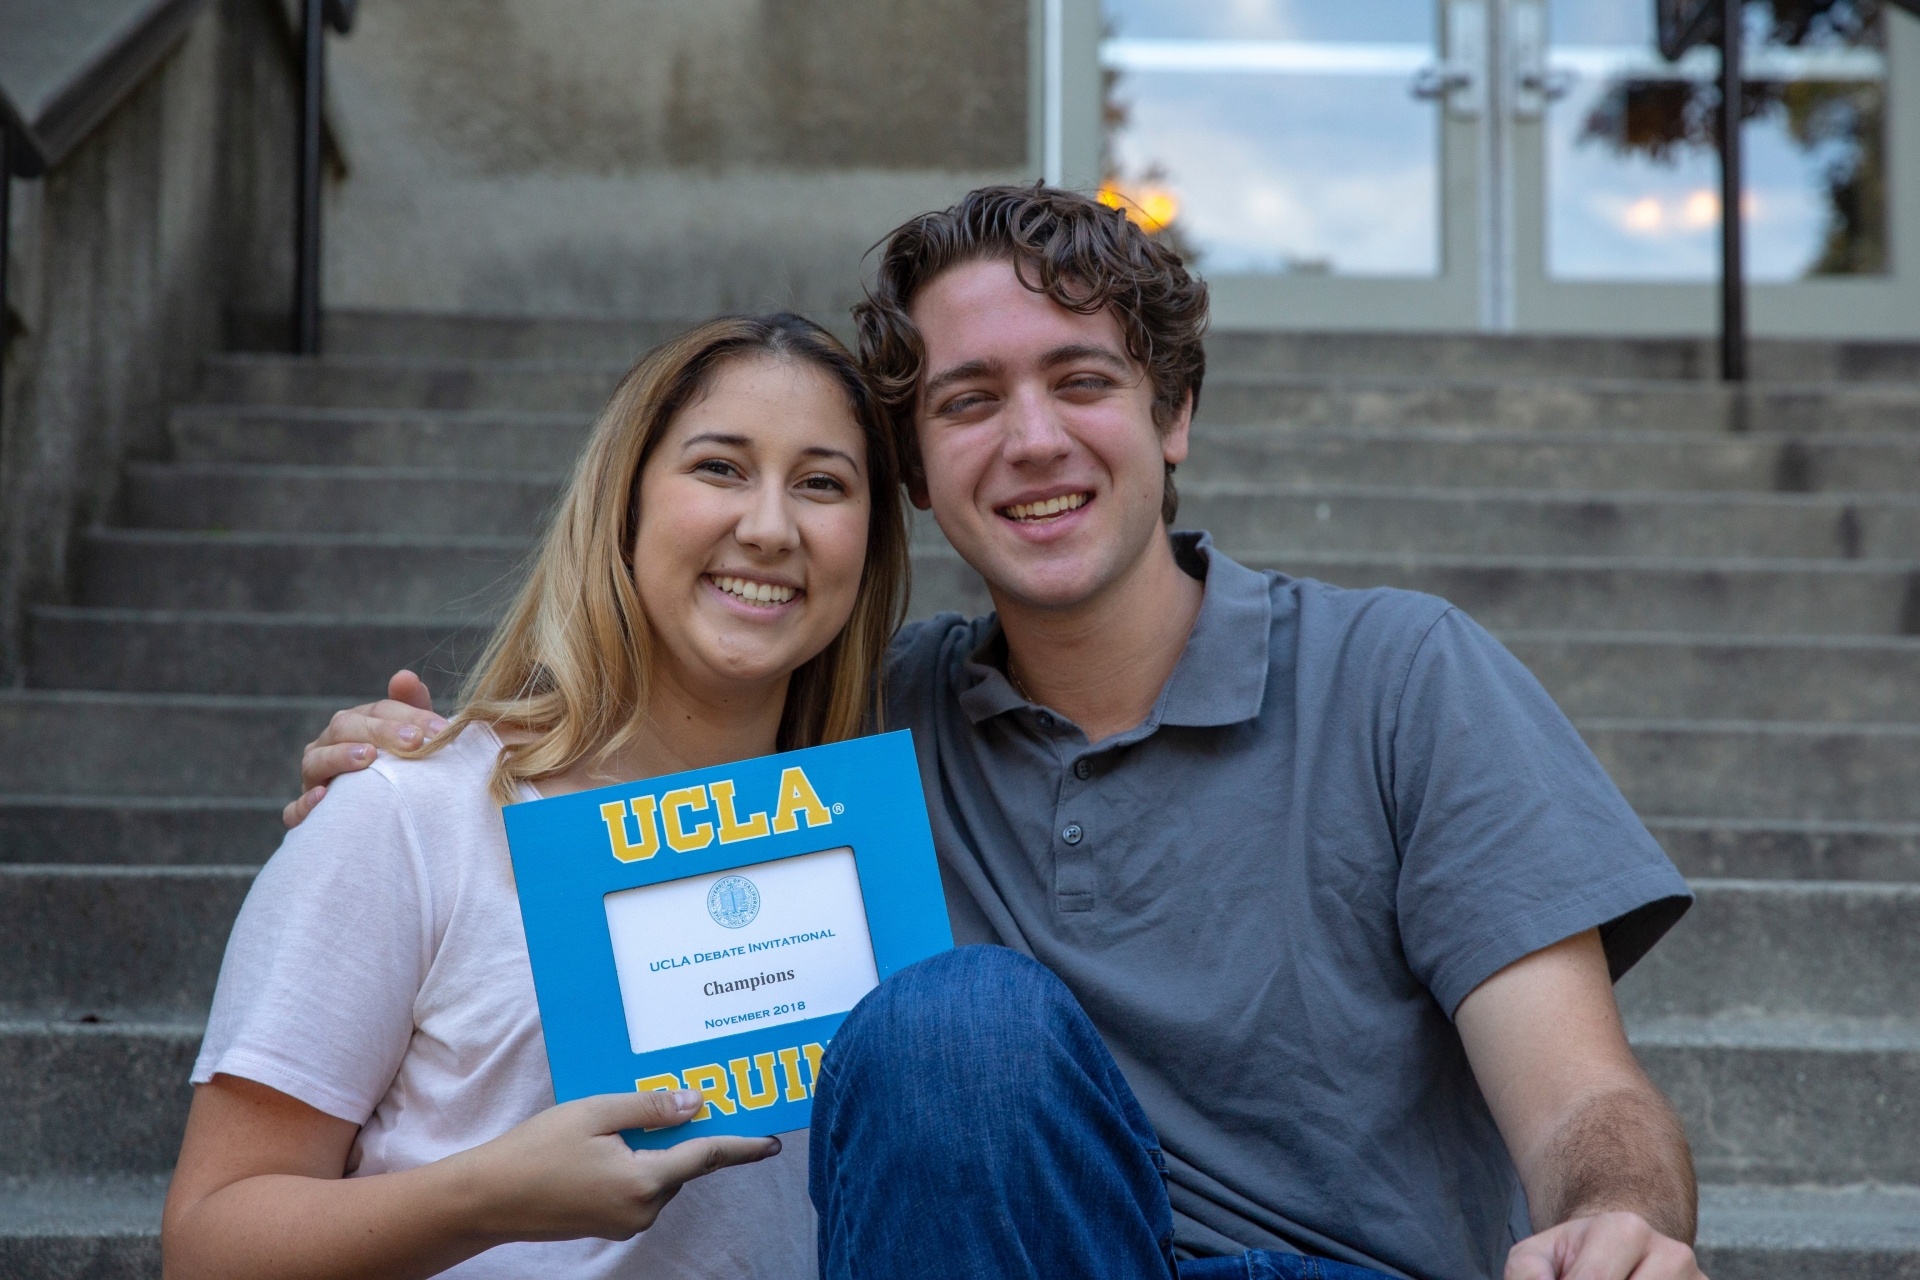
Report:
955,530,1272,730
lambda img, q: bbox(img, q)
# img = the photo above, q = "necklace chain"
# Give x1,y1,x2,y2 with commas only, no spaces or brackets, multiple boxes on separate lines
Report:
1006,656,1035,704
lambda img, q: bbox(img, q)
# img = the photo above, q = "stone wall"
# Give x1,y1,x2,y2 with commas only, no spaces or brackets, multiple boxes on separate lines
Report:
322,0,1035,318
0,0,301,678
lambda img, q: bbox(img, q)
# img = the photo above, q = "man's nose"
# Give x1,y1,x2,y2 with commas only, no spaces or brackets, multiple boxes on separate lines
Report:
1001,382,1073,466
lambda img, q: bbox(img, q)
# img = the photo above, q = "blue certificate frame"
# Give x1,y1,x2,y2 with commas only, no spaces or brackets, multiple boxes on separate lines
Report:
505,730,952,1148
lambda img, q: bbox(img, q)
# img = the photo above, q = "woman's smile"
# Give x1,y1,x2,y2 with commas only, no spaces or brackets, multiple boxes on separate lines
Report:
705,572,803,611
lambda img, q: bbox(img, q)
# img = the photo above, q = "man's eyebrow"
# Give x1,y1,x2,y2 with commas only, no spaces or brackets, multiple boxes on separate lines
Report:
1040,342,1132,371
922,358,1002,402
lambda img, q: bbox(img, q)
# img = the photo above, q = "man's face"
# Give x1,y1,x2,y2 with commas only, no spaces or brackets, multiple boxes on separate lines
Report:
909,258,1190,613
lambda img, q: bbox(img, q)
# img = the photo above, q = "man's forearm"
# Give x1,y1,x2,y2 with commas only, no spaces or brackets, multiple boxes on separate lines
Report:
1527,1084,1698,1243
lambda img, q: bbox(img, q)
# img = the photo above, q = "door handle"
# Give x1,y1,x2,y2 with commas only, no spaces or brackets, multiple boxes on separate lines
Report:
1413,0,1488,118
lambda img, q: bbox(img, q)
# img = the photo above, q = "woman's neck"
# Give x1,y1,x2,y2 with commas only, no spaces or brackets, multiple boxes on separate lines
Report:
535,668,789,797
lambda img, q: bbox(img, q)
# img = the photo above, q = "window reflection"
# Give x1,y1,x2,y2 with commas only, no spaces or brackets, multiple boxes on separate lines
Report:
1101,0,1440,277
1548,0,1887,281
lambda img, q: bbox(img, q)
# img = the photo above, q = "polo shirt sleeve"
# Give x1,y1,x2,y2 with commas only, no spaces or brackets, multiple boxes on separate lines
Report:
1387,608,1691,1017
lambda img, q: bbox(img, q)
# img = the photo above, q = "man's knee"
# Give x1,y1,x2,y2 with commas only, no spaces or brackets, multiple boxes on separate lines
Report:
825,945,1085,1100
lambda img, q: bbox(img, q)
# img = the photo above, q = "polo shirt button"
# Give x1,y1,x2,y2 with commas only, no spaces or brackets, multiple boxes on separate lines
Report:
1074,759,1092,780
1062,824,1084,845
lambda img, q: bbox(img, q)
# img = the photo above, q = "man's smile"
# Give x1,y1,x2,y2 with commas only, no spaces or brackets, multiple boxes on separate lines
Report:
998,491,1091,523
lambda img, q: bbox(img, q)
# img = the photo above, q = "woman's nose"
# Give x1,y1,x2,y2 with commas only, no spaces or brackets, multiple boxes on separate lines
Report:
734,480,801,554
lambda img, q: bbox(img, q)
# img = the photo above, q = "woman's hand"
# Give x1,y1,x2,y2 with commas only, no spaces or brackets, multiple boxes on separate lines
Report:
454,1088,783,1243
165,1076,782,1280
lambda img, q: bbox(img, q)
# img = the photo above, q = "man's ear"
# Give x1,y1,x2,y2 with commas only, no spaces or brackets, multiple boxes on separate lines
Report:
907,474,932,510
1161,390,1195,467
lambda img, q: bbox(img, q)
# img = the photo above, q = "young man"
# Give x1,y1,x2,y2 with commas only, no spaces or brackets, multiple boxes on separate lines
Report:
291,186,1704,1280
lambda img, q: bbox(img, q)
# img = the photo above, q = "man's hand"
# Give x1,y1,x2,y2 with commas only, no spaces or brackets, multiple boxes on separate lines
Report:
1457,931,1704,1279
284,670,448,827
1508,1210,1704,1280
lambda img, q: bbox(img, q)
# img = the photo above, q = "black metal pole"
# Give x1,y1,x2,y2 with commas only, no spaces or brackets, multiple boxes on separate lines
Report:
1,127,12,438
293,0,325,355
1718,0,1746,382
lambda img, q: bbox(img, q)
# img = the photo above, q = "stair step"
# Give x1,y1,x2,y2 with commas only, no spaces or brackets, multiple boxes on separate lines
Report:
1651,818,1920,882
0,692,330,798
169,405,591,469
165,407,1920,494
27,608,487,697
75,530,527,615
1616,880,1920,1022
0,867,253,1022
10,863,1906,1042
4,1011,1899,1185
1179,485,1920,560
0,1022,198,1175
1203,329,1920,384
0,796,283,867
1585,718,1920,823
198,354,623,412
4,1180,1914,1280
96,540,1915,637
317,309,690,361
122,463,564,536
1633,1015,1920,1186
1203,372,1920,435
1504,633,1920,722
29,608,1919,725
916,547,1920,636
1695,1184,1920,1280
131,465,1920,558
0,1175,167,1280
1212,551,1920,636
1184,426,1920,494
197,355,1920,432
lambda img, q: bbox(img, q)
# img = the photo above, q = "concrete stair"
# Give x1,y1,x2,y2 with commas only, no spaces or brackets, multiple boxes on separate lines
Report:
4,311,1918,1277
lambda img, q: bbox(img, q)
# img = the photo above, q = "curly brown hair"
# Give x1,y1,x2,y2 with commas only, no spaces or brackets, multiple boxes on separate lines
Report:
854,183,1209,525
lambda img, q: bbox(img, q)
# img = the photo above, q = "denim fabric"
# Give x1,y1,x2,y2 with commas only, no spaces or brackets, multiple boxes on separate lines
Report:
808,946,1396,1280
1179,1254,1399,1280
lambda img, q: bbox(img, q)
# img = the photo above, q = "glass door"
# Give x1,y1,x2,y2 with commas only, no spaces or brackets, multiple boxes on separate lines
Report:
1515,0,1919,337
1088,0,1484,328
1062,0,1920,338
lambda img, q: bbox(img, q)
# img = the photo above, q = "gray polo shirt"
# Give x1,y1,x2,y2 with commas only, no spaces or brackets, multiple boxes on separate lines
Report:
883,531,1691,1280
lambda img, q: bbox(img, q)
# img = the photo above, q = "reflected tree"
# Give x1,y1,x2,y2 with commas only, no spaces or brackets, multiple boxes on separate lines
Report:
1577,0,1886,274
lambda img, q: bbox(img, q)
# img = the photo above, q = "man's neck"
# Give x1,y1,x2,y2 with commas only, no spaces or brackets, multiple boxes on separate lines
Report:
994,531,1205,744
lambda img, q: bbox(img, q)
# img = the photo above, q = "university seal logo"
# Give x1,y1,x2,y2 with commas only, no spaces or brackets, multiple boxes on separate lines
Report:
707,875,761,929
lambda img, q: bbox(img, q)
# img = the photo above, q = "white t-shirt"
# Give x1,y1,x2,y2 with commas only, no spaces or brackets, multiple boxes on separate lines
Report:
193,725,817,1278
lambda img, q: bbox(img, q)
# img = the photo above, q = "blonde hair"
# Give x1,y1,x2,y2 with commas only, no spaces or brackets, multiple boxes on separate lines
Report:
420,314,909,803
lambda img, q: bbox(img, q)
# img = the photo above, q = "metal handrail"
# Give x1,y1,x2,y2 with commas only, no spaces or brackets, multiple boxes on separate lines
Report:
294,0,357,355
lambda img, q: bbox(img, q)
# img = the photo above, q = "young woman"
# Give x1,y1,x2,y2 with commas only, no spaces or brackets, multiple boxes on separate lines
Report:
161,313,910,1279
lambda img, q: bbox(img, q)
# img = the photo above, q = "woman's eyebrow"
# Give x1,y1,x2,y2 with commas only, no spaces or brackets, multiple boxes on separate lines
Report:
682,432,859,474
680,431,752,450
802,445,861,474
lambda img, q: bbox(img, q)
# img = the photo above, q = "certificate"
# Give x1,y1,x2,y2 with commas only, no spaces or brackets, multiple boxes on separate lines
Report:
505,730,952,1147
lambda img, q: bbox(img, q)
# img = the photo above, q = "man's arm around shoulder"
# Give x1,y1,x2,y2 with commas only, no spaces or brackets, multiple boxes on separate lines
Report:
1456,929,1708,1280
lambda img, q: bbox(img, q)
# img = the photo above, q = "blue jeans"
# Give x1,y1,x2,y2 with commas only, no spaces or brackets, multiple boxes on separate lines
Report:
808,945,1394,1280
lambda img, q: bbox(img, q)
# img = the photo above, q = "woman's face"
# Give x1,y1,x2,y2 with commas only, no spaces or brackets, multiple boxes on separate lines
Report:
632,355,871,703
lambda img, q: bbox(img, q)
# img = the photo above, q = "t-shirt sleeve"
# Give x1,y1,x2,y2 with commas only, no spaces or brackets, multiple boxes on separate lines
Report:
192,765,433,1123
1388,608,1692,1017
